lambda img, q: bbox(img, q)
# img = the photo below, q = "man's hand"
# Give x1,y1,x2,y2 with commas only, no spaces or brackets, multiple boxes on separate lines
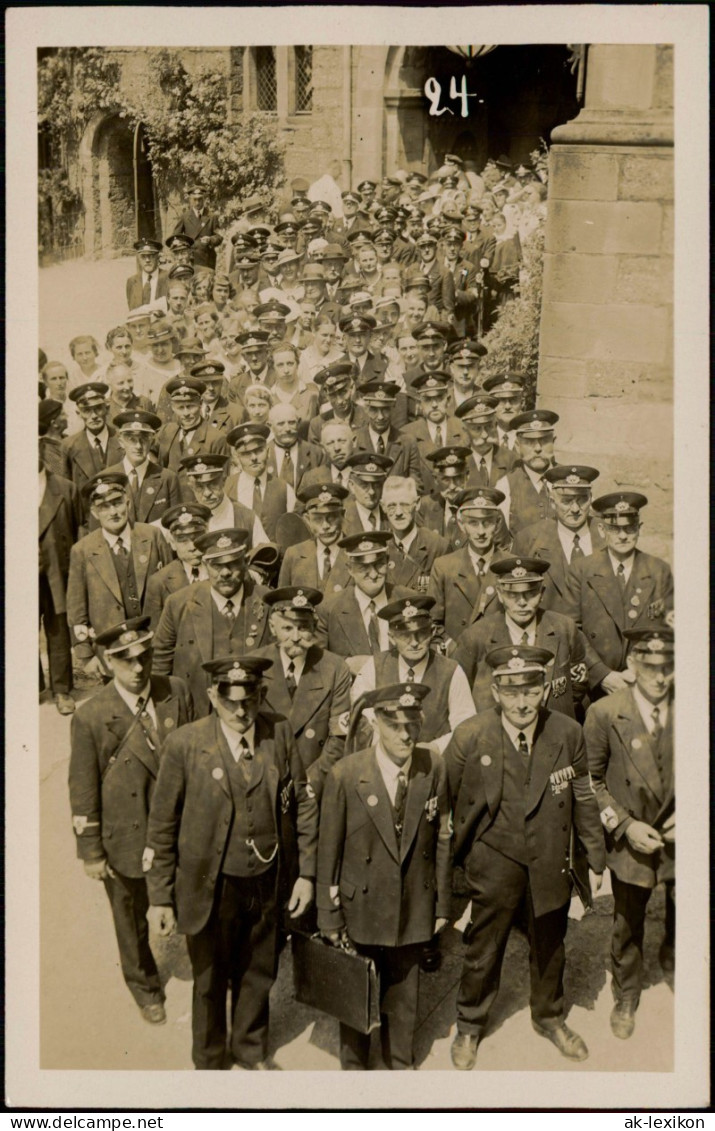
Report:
625,820,665,855
288,877,314,918
589,870,603,899
661,812,675,843
435,917,449,934
83,858,115,881
322,928,357,955
147,905,176,936
82,655,105,679
601,670,630,694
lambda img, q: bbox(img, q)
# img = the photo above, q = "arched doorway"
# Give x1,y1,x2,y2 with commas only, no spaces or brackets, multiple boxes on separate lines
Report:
134,123,160,242
81,113,161,256
384,45,579,175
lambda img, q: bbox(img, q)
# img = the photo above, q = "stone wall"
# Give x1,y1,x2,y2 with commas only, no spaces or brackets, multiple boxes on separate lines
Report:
282,46,346,182
538,45,673,561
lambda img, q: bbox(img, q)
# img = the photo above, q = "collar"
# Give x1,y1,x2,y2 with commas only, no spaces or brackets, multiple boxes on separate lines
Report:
123,457,150,483
505,613,536,645
375,741,412,789
607,549,635,578
103,525,131,551
239,469,268,490
280,647,306,683
354,585,388,614
522,463,546,490
368,425,390,448
210,585,243,613
87,426,109,448
207,495,233,529
393,525,418,555
183,561,208,583
467,544,494,574
632,685,670,732
113,679,152,717
355,499,381,529
557,521,592,555
501,714,538,754
397,654,429,681
275,442,298,463
472,447,493,470
219,719,256,760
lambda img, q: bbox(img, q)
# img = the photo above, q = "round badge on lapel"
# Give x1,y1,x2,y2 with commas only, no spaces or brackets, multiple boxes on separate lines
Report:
627,609,638,619
486,587,494,596
139,555,148,564
305,728,315,739
388,560,395,568
212,767,224,780
334,584,342,592
147,486,155,495
631,596,640,606
164,718,174,728
480,755,492,766
367,794,378,807
631,738,641,750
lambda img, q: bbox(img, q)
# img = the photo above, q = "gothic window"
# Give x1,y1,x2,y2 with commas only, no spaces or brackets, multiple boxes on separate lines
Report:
294,46,313,113
254,46,277,111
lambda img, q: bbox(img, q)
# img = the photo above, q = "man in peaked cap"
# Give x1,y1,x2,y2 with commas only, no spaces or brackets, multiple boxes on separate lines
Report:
379,475,450,592
69,616,192,1024
253,299,292,342
66,473,172,679
445,645,605,1070
455,393,517,492
585,625,675,1040
317,681,452,1069
126,238,169,310
401,369,468,498
482,372,527,450
165,232,195,271
352,381,423,490
495,409,559,537
143,503,212,628
419,445,473,550
512,464,605,614
178,453,268,548
225,421,297,542
451,556,594,720
561,493,673,693
190,360,244,431
252,587,352,801
341,450,394,536
414,231,447,311
156,376,229,475
171,183,223,271
279,482,352,596
440,224,483,337
266,402,325,495
314,531,412,673
63,382,124,520
307,361,368,444
102,409,182,528
227,329,274,407
152,528,272,718
336,312,391,385
146,653,318,1069
428,487,510,644
446,338,488,410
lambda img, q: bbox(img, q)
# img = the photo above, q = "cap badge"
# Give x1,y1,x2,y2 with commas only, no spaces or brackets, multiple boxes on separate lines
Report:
364,462,378,473
229,663,248,681
647,637,665,653
565,474,580,485
216,535,232,549
292,592,309,608
194,462,208,473
119,630,138,645
358,541,373,553
445,454,458,465
318,490,333,505
178,512,193,526
507,656,526,670
473,496,489,508
402,603,419,619
615,500,630,512
511,567,527,579
399,693,417,707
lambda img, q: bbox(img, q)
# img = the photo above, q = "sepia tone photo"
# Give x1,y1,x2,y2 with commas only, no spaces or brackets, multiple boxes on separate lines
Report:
6,3,709,1113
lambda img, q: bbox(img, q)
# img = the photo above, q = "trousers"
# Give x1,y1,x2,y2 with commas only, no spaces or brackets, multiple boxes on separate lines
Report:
457,840,569,1035
39,574,73,694
610,873,675,1005
339,942,422,1070
103,869,163,1007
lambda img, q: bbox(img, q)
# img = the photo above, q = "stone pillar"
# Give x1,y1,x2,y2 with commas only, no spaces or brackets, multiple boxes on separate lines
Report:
538,45,673,560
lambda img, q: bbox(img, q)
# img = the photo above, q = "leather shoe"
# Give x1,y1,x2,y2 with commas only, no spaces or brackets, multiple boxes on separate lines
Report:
140,1002,166,1025
233,1055,281,1070
610,1001,636,1039
450,1031,479,1070
532,1021,589,1061
56,693,76,716
659,942,675,973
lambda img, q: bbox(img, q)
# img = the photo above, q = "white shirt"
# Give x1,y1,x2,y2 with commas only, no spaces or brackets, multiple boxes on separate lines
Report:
368,426,390,452
427,420,449,445
496,425,516,450
233,470,296,515
114,680,157,728
330,465,349,487
607,550,635,584
316,541,339,578
219,720,256,762
471,447,494,478
505,613,536,646
392,525,418,556
274,443,298,477
354,585,389,650
122,457,150,488
633,686,670,733
467,544,494,578
557,521,593,563
183,561,209,584
141,271,159,303
502,715,538,757
280,647,306,685
354,499,381,531
87,426,110,454
375,742,412,806
210,585,243,615
39,468,47,506
208,492,270,545
103,526,131,554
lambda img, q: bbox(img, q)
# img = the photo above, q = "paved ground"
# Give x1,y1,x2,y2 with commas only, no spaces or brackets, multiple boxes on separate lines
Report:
40,683,674,1074
40,255,137,365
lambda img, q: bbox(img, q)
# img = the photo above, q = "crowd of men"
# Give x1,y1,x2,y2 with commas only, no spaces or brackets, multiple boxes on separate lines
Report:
38,151,675,1073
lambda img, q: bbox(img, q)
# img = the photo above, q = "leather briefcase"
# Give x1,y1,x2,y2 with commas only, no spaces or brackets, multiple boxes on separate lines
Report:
291,932,381,1034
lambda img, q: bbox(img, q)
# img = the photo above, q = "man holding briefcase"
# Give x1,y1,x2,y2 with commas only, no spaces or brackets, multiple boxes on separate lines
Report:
316,682,453,1069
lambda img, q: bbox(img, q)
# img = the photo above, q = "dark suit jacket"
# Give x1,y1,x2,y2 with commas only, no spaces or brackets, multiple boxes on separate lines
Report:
401,416,468,497
251,642,352,799
560,548,674,680
66,524,172,659
172,209,222,270
267,439,325,495
512,518,606,614
62,428,124,521
446,707,605,917
466,444,517,489
146,712,319,934
156,419,230,478
69,675,192,878
353,424,423,493
152,578,271,717
126,271,170,311
451,609,591,719
40,471,82,614
307,404,368,444
585,687,674,888
314,582,409,658
387,526,450,591
341,498,387,537
144,559,195,629
429,546,507,643
277,539,351,596
99,460,182,527
316,745,453,946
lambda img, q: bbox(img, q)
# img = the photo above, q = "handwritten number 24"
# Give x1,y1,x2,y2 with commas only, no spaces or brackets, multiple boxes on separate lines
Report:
424,76,478,118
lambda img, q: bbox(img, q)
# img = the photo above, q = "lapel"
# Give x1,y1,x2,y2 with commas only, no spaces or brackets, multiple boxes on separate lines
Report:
624,551,657,607
540,523,569,595
613,690,665,801
262,646,294,721
525,713,563,817
254,715,279,807
338,589,370,653
479,714,505,818
137,462,163,522
104,686,159,778
74,431,103,479
39,475,63,536
130,527,153,598
535,613,562,701
189,583,215,661
88,531,123,603
400,747,434,862
291,648,330,733
151,675,181,741
586,550,626,624
207,717,233,799
356,750,400,863
454,547,481,609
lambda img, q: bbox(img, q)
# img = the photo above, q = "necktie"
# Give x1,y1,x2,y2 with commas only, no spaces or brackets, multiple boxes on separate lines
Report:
478,456,488,483
571,533,584,560
223,598,235,623
520,631,529,645
376,433,386,456
113,538,128,559
434,426,444,449
394,771,408,839
279,448,294,488
135,696,159,752
322,546,332,581
651,706,663,741
368,510,377,530
252,477,263,512
477,557,486,577
202,402,212,421
395,540,404,556
616,562,626,590
517,731,530,760
406,667,416,681
285,660,297,699
94,437,104,463
335,469,344,486
238,736,253,784
142,278,151,305
129,469,140,502
367,600,381,653
190,567,200,582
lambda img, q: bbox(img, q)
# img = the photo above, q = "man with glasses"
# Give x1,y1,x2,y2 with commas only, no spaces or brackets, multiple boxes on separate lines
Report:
482,372,527,450
380,476,449,592
146,654,317,1070
446,645,605,1070
342,451,393,536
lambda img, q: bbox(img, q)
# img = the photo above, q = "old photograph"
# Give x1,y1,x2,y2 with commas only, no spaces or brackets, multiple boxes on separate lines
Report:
5,3,709,1113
